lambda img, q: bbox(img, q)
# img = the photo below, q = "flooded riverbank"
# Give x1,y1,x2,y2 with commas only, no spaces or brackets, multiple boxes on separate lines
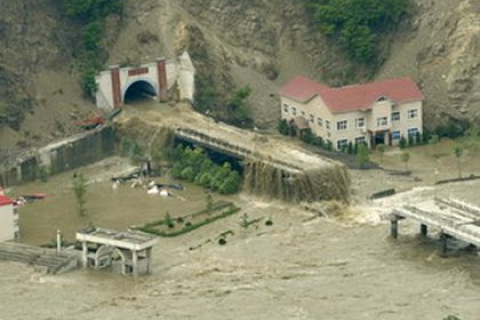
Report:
11,157,236,245
1,158,480,319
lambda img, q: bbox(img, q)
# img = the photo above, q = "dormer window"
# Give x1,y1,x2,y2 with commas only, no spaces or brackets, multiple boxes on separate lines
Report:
377,96,387,102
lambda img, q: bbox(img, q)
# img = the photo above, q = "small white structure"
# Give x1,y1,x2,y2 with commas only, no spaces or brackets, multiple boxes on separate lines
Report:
76,227,158,277
95,52,195,110
0,195,18,242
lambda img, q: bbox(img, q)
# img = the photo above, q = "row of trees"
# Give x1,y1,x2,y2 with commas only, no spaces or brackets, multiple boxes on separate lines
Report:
59,0,124,96
170,144,241,194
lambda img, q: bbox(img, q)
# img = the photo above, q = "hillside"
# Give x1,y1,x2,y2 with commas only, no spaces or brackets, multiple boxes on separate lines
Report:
0,0,479,153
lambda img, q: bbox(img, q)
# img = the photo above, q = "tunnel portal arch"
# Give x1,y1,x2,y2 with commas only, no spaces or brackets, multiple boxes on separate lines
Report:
123,79,160,104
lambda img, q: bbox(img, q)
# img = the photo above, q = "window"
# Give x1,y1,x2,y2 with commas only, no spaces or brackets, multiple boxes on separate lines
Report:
392,112,400,122
355,118,365,128
326,120,331,130
408,109,418,120
392,131,401,140
301,111,306,117
317,117,323,127
283,104,289,113
337,120,348,131
355,136,366,145
309,114,315,124
408,128,418,137
377,117,388,127
292,107,297,116
337,139,348,150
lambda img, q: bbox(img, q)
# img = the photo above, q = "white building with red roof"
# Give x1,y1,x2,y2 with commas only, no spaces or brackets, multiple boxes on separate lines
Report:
0,194,19,242
279,76,424,150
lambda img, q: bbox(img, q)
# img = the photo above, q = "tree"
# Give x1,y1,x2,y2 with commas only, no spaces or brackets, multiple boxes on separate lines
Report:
307,0,408,64
227,86,252,126
205,194,214,212
219,170,241,194
347,141,354,155
443,316,461,320
73,174,88,217
401,152,410,171
399,136,407,149
277,119,290,136
356,143,370,169
376,144,385,164
453,145,463,178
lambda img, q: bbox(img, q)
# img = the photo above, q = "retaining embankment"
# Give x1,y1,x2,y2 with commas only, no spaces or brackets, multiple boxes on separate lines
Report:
0,126,115,188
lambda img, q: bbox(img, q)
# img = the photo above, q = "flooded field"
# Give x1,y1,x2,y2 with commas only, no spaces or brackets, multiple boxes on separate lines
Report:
11,157,235,245
1,160,480,319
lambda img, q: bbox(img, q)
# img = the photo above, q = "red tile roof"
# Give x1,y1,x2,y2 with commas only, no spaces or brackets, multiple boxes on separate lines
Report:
0,195,13,207
279,76,424,113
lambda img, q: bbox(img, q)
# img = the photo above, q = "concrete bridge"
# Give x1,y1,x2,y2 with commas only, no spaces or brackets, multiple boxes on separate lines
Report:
174,127,302,174
95,52,195,110
390,197,480,255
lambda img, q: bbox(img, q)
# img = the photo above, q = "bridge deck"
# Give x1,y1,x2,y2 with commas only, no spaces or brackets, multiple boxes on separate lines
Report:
391,198,480,247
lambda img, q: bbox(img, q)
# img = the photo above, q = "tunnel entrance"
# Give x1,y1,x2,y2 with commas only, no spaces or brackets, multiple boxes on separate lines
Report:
124,81,157,104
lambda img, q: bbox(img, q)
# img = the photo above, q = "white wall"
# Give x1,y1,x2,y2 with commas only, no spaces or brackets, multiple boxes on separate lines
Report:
281,96,334,143
95,71,115,110
0,204,14,242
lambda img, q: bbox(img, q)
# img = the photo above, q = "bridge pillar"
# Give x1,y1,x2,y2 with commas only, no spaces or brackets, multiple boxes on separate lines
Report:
420,224,428,237
110,65,122,108
132,250,138,278
439,232,448,257
81,241,88,268
156,57,168,102
390,218,399,239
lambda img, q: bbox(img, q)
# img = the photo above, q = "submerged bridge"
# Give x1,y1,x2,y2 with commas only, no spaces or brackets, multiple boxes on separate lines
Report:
0,242,78,275
174,127,302,174
117,106,351,203
390,197,480,255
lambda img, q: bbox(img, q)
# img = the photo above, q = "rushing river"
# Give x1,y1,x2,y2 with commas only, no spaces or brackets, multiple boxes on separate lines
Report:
1,161,480,319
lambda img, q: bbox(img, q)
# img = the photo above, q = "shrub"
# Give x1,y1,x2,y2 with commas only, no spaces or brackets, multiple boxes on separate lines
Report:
356,143,370,169
415,131,422,145
408,134,415,146
227,86,253,126
193,74,219,113
278,119,290,136
219,171,241,194
429,135,440,144
347,141,354,155
434,118,471,139
301,128,315,144
168,144,241,194
399,136,407,149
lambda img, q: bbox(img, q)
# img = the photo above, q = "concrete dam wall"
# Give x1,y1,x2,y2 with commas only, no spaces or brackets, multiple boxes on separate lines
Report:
116,112,351,204
0,126,115,188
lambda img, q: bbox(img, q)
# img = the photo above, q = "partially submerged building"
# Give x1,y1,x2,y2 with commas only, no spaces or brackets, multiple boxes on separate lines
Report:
0,194,19,242
76,227,158,277
279,76,424,150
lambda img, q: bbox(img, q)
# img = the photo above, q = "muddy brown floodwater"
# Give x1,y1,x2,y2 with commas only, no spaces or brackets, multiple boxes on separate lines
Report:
1,158,480,319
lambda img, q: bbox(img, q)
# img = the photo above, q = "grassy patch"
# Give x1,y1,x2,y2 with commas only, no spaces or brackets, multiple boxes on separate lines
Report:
136,201,241,237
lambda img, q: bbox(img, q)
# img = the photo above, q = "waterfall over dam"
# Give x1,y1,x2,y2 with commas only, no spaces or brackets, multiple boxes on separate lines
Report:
116,103,351,204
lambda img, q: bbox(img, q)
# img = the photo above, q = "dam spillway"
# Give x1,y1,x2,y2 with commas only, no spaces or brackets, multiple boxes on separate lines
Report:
116,103,351,204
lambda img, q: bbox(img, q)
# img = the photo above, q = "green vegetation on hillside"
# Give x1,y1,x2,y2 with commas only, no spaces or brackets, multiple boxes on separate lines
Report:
59,0,124,96
306,0,408,64
194,77,253,127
